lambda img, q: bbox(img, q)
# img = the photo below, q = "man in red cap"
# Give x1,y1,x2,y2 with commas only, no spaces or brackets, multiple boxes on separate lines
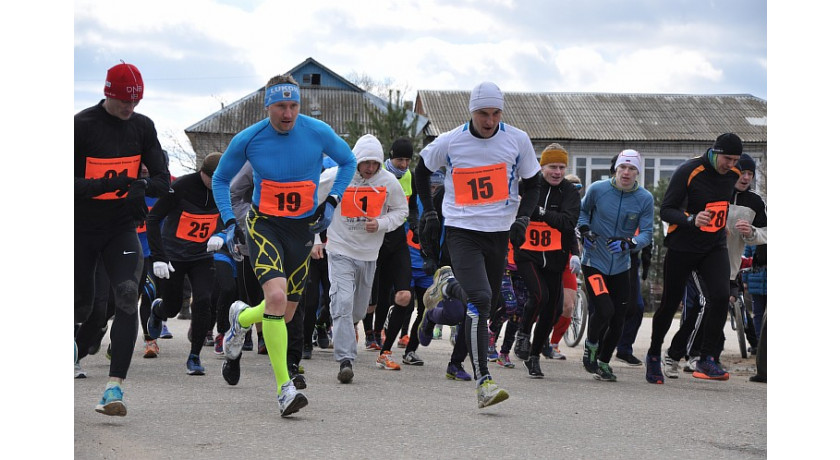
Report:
75,61,171,416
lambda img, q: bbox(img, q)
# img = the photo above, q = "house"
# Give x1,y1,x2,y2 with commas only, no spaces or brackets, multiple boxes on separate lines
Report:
184,57,426,161
413,91,767,192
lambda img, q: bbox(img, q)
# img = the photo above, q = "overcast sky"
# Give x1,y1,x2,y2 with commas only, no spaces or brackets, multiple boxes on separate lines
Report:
74,0,767,165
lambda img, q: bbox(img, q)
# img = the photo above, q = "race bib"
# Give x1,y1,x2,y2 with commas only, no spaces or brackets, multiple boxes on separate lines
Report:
175,212,220,243
700,201,728,233
451,163,509,206
520,221,562,251
587,274,609,296
85,155,141,200
258,180,315,217
341,186,387,218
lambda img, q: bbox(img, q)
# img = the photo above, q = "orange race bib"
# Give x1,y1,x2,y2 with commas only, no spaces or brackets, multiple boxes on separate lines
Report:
520,221,562,252
258,180,316,217
451,163,509,206
587,274,609,296
700,201,728,233
175,212,220,243
85,155,141,200
341,186,387,218
136,204,153,233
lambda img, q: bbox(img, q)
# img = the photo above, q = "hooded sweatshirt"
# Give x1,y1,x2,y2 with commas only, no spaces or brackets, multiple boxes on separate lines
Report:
315,134,408,261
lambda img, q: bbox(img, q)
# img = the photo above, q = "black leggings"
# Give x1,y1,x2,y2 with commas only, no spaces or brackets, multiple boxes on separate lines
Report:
302,254,330,350
75,229,143,379
516,259,565,358
583,266,631,363
211,258,238,334
445,227,508,380
153,258,215,356
648,246,730,358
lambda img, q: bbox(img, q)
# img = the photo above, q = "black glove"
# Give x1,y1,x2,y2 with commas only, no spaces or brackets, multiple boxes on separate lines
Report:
579,225,598,251
125,179,149,223
418,210,441,256
421,254,439,276
509,216,530,248
641,245,652,280
104,175,134,196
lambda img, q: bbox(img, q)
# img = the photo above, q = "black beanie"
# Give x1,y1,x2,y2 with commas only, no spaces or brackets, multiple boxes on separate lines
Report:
390,137,414,159
738,153,756,172
712,133,743,156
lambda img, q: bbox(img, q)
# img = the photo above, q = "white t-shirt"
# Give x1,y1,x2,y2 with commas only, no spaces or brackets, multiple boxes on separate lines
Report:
420,122,540,232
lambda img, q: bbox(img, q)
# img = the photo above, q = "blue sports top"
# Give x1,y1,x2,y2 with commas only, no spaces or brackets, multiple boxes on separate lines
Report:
212,114,357,226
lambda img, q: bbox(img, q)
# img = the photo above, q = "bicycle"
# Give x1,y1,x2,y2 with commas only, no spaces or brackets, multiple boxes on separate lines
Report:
729,268,751,359
564,275,588,347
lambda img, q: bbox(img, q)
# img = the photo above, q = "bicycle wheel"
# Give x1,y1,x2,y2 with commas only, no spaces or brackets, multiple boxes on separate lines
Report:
564,289,588,347
732,297,748,358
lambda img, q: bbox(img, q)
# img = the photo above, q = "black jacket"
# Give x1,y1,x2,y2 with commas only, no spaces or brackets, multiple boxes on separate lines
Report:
514,173,581,270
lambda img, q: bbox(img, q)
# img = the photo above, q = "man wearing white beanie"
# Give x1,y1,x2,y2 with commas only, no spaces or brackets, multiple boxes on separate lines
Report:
414,81,541,408
313,134,409,383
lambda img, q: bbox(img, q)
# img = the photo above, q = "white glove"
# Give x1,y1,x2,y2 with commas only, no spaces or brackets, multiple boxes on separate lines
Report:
569,255,581,275
206,235,224,252
153,261,175,279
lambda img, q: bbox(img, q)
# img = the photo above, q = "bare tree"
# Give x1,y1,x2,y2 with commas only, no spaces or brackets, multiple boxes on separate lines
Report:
160,128,197,174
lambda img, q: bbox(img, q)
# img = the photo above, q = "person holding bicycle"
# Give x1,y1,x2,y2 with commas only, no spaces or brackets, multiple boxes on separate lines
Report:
578,149,654,381
645,133,743,384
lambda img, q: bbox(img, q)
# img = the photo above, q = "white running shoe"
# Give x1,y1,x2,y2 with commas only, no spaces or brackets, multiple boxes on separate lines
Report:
223,301,253,360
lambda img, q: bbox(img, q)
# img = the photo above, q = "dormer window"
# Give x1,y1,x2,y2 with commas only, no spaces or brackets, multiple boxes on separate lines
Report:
303,73,321,86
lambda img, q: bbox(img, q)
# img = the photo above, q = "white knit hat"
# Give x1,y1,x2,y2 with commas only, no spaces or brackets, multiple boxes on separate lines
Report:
615,149,642,171
469,81,504,112
352,134,384,165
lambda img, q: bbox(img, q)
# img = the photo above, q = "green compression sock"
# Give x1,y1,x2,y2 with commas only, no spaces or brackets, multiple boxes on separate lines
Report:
237,300,266,328
262,313,290,394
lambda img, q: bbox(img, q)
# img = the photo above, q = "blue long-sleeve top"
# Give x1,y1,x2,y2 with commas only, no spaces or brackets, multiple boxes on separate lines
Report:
578,178,654,275
212,115,357,226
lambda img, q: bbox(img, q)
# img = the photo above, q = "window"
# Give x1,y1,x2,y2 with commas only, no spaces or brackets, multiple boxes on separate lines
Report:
574,156,615,190
303,73,321,86
644,157,685,189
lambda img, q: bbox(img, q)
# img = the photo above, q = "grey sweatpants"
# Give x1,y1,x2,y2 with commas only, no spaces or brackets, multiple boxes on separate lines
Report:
328,253,377,363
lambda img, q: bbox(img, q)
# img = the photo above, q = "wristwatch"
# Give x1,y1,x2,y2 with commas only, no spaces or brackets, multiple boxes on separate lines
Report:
686,214,695,225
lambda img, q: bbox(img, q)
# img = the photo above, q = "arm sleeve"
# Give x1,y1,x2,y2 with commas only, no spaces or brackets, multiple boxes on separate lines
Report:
141,123,171,198
516,173,540,218
146,185,179,262
660,166,693,226
413,157,435,213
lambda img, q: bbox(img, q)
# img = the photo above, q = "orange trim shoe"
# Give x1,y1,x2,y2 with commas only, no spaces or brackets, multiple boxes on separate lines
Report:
376,350,401,370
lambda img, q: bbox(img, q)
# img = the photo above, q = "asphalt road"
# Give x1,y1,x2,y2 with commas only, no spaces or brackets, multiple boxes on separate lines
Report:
74,316,766,459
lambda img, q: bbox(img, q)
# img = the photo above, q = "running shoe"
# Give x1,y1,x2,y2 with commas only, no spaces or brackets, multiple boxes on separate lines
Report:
524,356,544,379
365,333,381,351
160,322,173,339
749,374,766,383
338,359,354,384
223,301,253,360
594,361,617,382
397,334,410,348
693,356,730,381
289,363,307,389
277,381,307,417
186,353,205,375
550,344,567,360
257,335,267,355
663,355,681,379
541,340,554,359
147,299,164,339
74,361,87,379
376,350,401,370
423,266,454,311
445,363,472,381
582,340,599,374
214,334,223,356
203,330,214,346
615,352,643,366
221,356,241,386
402,351,424,366
243,329,254,351
302,343,313,360
143,339,159,358
95,385,127,416
683,356,699,373
315,325,331,349
433,325,443,340
449,326,457,347
476,377,509,409
88,325,108,356
645,354,664,384
496,352,515,368
513,331,530,361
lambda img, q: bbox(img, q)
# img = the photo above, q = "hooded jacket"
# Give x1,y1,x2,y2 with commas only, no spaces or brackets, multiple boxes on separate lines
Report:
726,186,767,280
315,134,408,261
